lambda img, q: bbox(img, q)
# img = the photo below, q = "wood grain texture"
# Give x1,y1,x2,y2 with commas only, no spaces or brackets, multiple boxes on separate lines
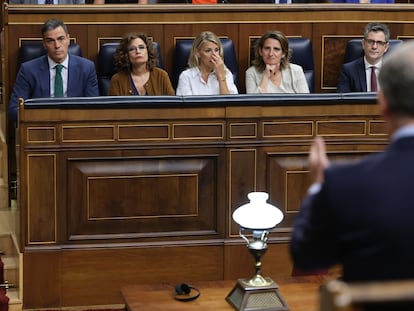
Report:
18,96,385,308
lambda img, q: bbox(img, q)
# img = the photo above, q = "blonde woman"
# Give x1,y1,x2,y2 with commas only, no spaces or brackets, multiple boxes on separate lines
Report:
176,31,238,96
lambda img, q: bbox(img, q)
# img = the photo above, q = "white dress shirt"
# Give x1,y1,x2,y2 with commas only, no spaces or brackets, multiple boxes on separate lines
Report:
176,67,238,96
364,57,382,92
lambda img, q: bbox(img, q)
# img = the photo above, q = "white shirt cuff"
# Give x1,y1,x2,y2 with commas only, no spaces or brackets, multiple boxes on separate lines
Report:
307,182,322,196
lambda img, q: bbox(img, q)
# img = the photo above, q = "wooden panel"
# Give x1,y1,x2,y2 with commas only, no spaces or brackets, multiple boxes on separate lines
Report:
263,121,314,138
173,123,225,140
267,150,310,231
229,122,257,139
118,124,170,141
228,149,256,236
317,120,366,136
27,127,56,143
23,251,61,308
67,152,222,241
369,120,388,136
322,34,362,90
62,125,116,142
27,153,56,244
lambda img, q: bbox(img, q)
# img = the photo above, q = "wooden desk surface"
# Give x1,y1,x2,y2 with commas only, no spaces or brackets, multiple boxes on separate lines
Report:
121,276,326,311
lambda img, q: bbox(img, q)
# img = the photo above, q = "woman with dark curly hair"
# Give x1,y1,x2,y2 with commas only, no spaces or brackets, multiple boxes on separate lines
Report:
109,32,174,96
245,30,309,94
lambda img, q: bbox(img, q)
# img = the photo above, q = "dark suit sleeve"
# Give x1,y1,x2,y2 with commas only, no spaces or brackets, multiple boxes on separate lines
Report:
336,64,352,93
290,184,339,271
80,58,100,97
67,56,99,97
8,64,33,125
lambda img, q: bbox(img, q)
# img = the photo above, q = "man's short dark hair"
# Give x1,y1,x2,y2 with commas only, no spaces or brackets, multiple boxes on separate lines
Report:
364,22,390,42
41,19,69,37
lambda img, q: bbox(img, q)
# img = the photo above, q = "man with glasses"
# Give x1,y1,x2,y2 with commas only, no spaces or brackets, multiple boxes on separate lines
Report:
8,18,99,124
337,22,390,93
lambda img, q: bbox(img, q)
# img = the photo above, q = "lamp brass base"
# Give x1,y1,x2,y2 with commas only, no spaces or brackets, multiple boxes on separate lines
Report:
226,277,289,311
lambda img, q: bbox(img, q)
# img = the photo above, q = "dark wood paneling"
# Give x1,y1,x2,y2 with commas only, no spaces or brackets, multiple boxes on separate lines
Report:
228,149,256,236
27,153,56,244
17,95,388,308
66,153,222,240
6,3,410,307
23,251,61,308
267,150,311,230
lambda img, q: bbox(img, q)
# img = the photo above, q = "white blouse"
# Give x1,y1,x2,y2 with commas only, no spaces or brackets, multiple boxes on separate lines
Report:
245,63,309,94
176,67,238,96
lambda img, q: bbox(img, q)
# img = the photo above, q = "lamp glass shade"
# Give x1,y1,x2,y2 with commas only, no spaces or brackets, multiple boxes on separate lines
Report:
232,192,284,230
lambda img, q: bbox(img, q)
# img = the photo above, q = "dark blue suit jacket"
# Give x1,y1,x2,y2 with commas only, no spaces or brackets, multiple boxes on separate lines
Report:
8,54,99,124
291,137,414,282
336,57,367,93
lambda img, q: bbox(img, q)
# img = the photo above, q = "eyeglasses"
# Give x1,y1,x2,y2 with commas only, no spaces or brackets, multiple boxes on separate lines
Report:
128,45,147,53
364,39,388,47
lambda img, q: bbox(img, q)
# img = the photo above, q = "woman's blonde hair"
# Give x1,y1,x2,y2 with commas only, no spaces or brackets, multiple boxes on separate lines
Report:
188,31,224,68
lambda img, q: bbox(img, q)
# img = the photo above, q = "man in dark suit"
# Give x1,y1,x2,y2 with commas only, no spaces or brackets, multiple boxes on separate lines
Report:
337,22,390,93
8,18,99,124
291,40,414,282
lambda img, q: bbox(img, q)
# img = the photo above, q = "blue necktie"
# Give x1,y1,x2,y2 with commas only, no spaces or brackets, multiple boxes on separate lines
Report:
45,0,54,4
279,0,288,3
54,64,64,97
